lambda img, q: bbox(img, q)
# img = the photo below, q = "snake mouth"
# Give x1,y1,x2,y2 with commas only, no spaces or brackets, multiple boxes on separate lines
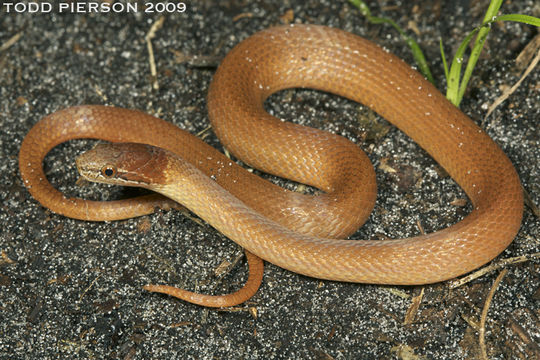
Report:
74,156,95,181
76,159,152,187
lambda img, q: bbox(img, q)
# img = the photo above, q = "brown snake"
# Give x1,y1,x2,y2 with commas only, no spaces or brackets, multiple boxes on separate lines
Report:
19,25,523,307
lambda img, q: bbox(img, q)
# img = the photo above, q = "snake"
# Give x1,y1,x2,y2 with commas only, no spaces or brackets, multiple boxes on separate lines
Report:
19,24,523,307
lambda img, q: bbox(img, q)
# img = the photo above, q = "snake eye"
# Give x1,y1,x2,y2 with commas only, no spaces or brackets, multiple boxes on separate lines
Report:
101,165,117,178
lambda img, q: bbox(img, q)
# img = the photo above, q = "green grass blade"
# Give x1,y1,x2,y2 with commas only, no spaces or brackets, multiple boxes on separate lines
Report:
439,39,449,81
452,8,540,106
446,28,481,105
494,14,540,26
454,0,503,106
348,0,371,17
350,0,540,107
348,0,434,84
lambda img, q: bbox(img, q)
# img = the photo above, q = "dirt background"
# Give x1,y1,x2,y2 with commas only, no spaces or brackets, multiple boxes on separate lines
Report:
1,1,539,359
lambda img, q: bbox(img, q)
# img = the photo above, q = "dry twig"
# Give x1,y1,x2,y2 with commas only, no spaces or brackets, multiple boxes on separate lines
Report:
484,49,540,122
0,31,23,52
478,269,507,360
450,253,540,288
145,16,165,90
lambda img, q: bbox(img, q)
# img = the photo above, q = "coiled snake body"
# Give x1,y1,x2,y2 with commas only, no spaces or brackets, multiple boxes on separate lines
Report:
19,25,523,307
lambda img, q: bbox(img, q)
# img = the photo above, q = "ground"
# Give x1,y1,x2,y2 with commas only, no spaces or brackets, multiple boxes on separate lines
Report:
0,1,539,359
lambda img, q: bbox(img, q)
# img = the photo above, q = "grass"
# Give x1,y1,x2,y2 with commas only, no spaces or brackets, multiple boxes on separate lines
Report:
349,0,540,107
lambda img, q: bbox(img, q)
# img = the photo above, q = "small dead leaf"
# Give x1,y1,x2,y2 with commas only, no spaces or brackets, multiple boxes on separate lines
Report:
379,158,397,173
450,198,468,207
170,321,192,328
1,251,15,265
408,20,421,36
137,218,152,233
47,274,71,285
516,34,540,71
215,260,232,277
280,9,294,24
249,306,258,319
403,287,424,325
232,12,254,22
391,344,425,360
16,96,28,106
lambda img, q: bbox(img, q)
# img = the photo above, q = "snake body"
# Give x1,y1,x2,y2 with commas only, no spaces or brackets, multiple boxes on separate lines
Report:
19,25,523,304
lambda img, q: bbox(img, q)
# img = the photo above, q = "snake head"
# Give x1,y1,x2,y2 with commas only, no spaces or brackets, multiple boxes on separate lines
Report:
76,142,168,187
